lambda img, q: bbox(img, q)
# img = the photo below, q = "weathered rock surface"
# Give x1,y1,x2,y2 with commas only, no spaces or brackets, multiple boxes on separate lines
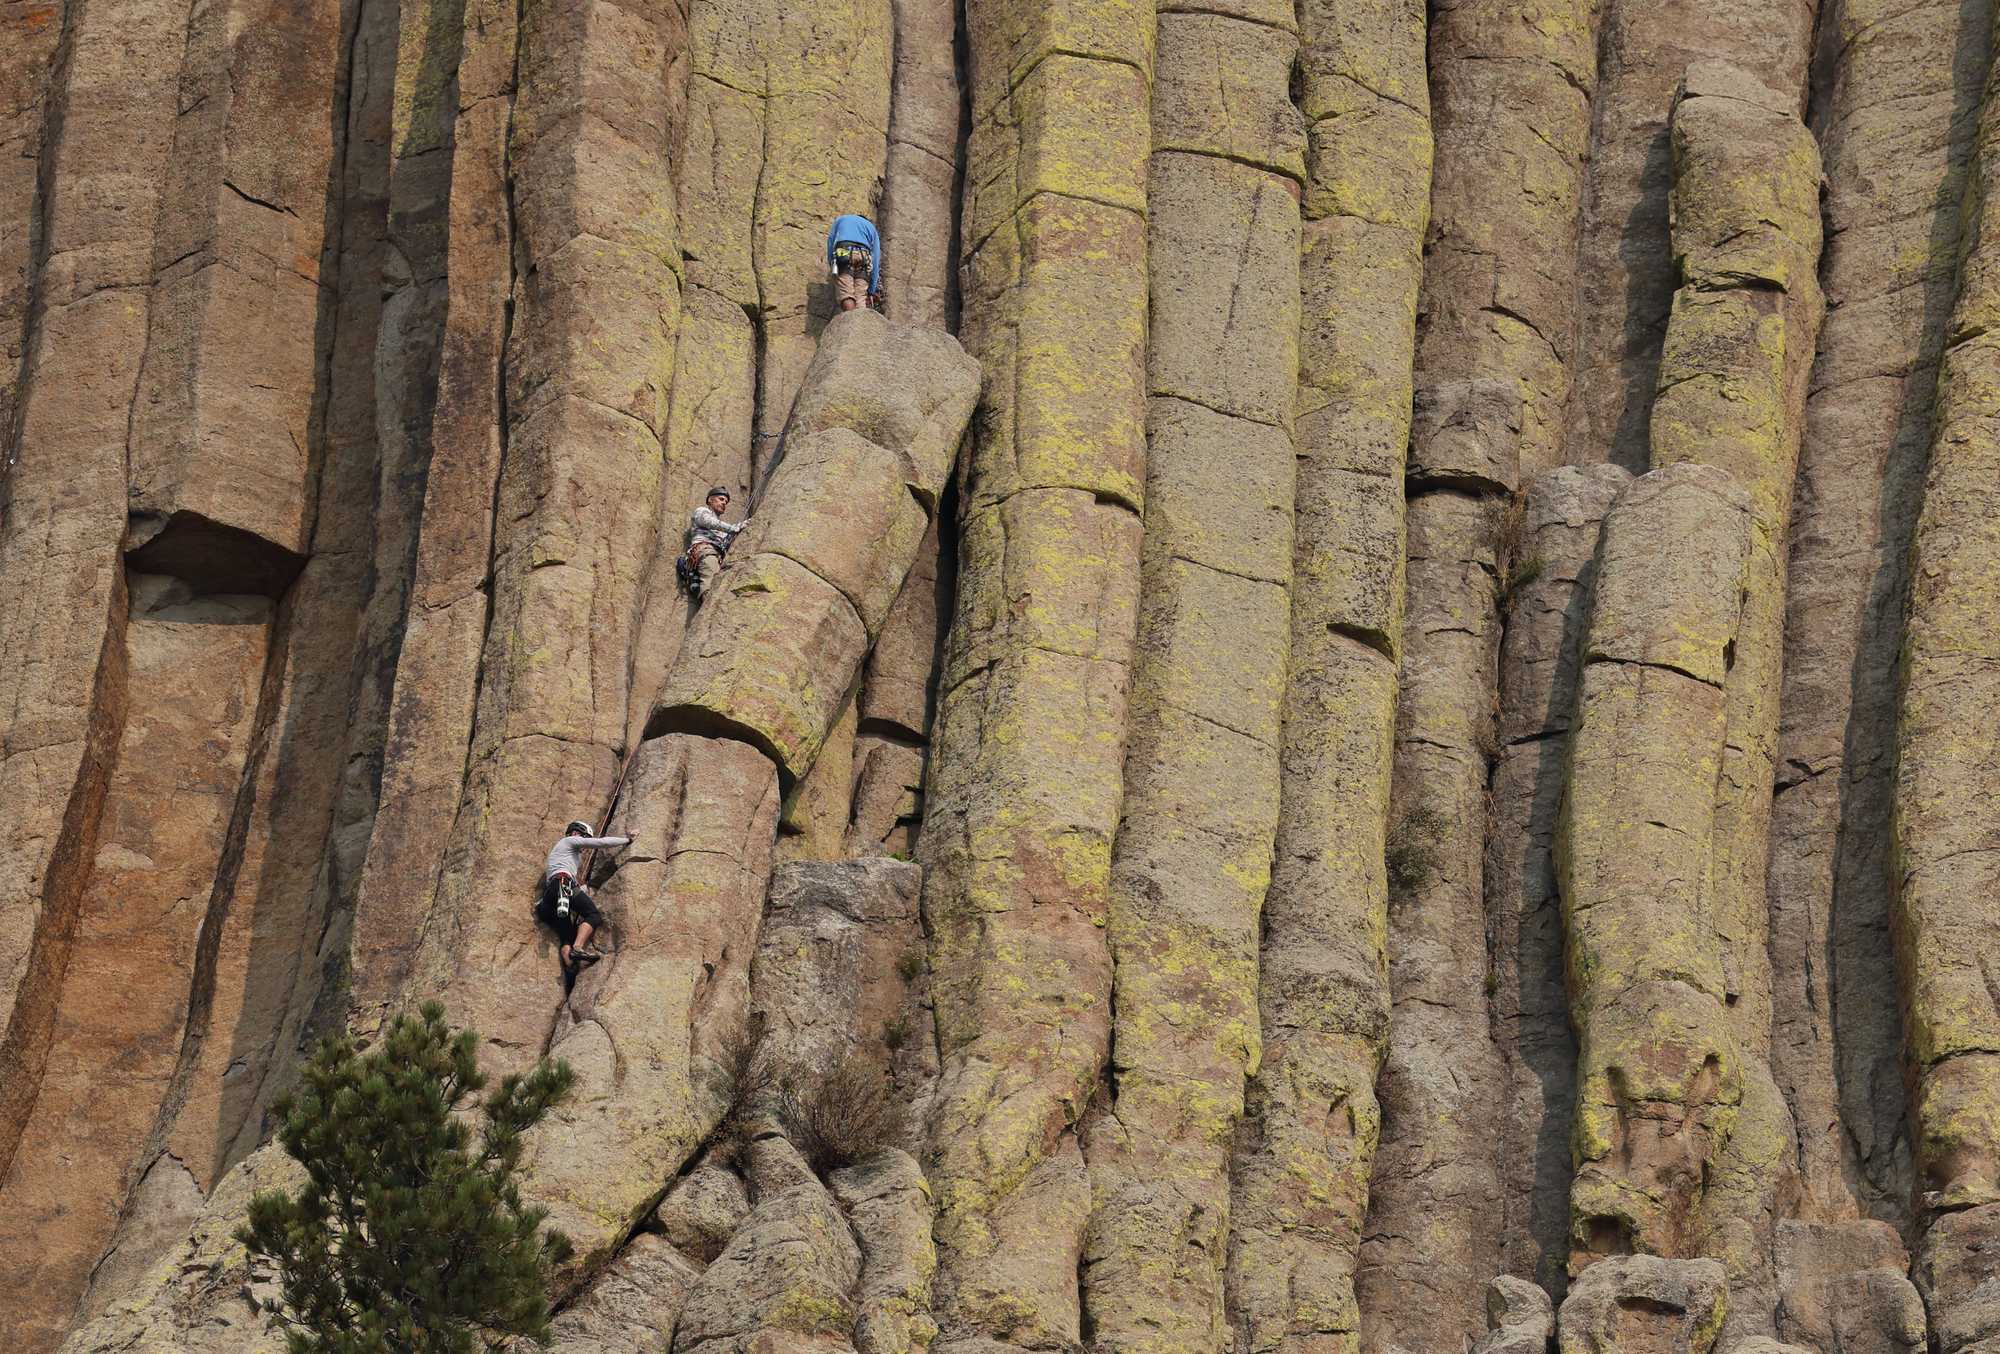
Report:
673,1178,864,1354
1896,28,2000,1352
1474,1275,1557,1354
17,3,2000,1352
1556,1256,1729,1354
1489,463,1630,1295
1560,465,1752,1262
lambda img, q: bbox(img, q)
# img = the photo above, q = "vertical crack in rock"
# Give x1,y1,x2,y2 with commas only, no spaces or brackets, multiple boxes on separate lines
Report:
1564,0,1816,471
390,0,690,1077
1896,28,2000,1353
1489,464,1630,1298
1772,0,1987,1231
1224,1,1427,1349
1557,463,1752,1268
345,0,525,1030
919,0,1152,1345
1646,63,1825,1341
1079,4,1301,1349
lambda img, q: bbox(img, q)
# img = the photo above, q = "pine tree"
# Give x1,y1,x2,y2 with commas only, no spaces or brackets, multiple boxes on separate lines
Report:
238,1001,576,1352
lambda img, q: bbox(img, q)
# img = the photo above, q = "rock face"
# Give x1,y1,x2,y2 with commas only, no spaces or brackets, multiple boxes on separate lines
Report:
11,3,2000,1353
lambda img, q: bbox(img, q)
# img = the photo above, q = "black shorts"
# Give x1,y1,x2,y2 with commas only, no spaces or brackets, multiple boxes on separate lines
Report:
536,876,604,942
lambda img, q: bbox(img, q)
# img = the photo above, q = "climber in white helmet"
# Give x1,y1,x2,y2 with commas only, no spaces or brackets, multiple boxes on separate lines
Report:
538,820,629,971
680,485,749,601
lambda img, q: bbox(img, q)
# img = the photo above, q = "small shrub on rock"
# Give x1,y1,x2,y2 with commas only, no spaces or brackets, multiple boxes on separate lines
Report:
777,1047,906,1175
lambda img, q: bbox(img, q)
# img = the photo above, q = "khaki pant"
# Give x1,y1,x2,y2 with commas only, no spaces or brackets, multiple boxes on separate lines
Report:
695,545,722,593
835,269,871,309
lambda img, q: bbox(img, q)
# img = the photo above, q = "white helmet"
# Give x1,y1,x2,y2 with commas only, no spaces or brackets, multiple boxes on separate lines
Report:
566,821,593,837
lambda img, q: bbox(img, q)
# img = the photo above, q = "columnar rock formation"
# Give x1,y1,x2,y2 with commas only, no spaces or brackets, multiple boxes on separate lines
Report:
12,0,2000,1350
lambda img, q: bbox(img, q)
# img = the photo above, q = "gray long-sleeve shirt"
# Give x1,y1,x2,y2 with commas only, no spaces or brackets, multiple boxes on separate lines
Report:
689,505,746,554
545,834,629,883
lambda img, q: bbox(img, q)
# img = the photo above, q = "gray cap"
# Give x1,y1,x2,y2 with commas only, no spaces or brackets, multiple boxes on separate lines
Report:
707,486,731,499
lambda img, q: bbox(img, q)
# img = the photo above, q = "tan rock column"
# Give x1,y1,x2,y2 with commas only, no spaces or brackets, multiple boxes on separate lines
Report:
1646,64,1825,1335
0,0,65,446
1079,5,1301,1349
1564,0,1816,470
1362,0,1598,1336
920,0,1151,1344
881,0,960,329
851,0,963,851
1488,464,1629,1294
1395,0,1601,1310
122,0,416,1209
395,0,691,1070
1225,0,1427,1349
1895,32,2000,1351
1770,0,1985,1226
847,530,943,855
0,586,270,1352
1361,478,1511,1346
344,0,527,1027
0,0,190,1178
1558,463,1752,1264
1422,0,1600,481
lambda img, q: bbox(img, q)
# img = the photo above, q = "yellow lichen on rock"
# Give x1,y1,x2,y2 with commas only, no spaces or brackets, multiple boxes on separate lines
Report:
1226,2,1427,1348
1558,464,1752,1265
1645,68,1824,1335
921,0,1152,1347
1079,6,1300,1349
1896,35,2000,1352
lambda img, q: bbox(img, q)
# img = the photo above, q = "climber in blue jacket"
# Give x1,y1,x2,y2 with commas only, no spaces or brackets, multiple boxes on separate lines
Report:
826,213,882,312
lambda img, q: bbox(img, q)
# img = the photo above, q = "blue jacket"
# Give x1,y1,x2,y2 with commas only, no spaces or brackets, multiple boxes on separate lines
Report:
826,214,882,293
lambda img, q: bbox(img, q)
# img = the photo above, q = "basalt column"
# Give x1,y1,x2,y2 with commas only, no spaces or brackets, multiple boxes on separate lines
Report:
850,0,965,851
1647,65,1824,1336
1360,0,1603,1333
1415,0,1603,1303
344,0,527,1029
0,0,64,448
1226,0,1428,1349
1770,0,1986,1226
1079,5,1300,1350
1558,463,1752,1265
1487,464,1629,1292
0,588,270,1351
920,0,1152,1344
0,0,188,1132
395,0,689,1071
0,0,354,1341
1894,35,2000,1352
1565,0,1815,470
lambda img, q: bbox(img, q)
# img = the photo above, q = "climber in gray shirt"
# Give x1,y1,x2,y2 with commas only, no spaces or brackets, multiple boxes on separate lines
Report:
538,821,629,971
682,486,748,599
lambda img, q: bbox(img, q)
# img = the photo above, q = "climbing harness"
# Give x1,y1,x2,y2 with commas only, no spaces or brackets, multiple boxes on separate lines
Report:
832,240,872,276
677,538,722,599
